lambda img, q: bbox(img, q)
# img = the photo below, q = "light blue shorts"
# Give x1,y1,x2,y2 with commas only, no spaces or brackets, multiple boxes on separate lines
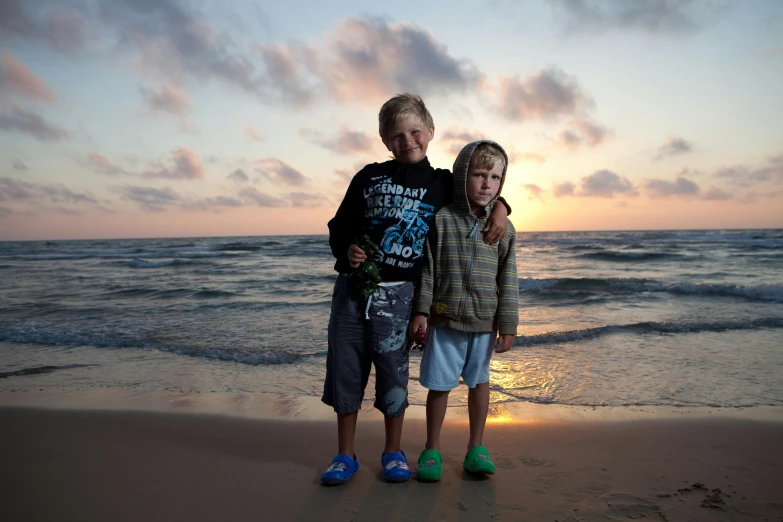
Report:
418,326,494,390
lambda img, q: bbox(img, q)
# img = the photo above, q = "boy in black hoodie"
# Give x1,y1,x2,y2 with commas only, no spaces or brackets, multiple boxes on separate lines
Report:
321,93,509,485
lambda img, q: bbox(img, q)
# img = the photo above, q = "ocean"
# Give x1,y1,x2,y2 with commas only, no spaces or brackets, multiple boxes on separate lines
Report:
1,230,782,410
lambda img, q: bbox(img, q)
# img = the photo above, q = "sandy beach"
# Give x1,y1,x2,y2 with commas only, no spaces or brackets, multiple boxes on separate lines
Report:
2,393,782,522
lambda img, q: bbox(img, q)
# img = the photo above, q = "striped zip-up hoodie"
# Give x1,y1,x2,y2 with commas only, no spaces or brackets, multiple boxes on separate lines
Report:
413,140,519,335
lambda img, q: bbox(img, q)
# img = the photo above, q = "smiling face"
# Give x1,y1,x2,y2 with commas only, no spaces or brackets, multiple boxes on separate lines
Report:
382,114,434,165
466,162,503,216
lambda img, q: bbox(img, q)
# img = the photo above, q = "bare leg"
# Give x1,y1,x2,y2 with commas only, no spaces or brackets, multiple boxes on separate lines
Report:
337,411,358,456
383,412,405,454
467,382,490,449
425,390,450,451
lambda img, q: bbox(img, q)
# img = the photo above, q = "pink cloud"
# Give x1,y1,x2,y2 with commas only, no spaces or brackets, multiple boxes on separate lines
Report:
493,67,593,121
83,148,203,180
88,153,129,176
160,147,203,180
557,119,610,150
523,183,544,201
259,18,479,106
140,84,190,116
0,51,56,101
254,158,308,186
244,125,263,142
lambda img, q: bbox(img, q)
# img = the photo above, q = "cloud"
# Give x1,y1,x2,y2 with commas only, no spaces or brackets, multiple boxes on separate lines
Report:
144,147,203,180
334,168,354,183
114,183,288,212
260,43,314,105
579,169,637,197
97,0,259,93
0,176,98,205
654,136,692,160
186,195,245,211
675,166,702,177
548,0,728,35
87,153,131,176
140,83,190,116
1,7,481,108
554,170,637,198
642,176,700,198
139,83,197,131
115,185,182,212
553,181,575,197
713,166,771,188
493,67,594,122
558,118,610,149
304,127,375,155
703,186,732,200
85,148,203,180
0,105,68,141
440,127,486,155
288,191,327,208
318,18,479,103
226,168,249,183
0,0,90,53
12,159,27,171
261,17,480,106
237,186,286,207
244,125,263,142
523,183,544,201
0,51,56,101
254,158,308,186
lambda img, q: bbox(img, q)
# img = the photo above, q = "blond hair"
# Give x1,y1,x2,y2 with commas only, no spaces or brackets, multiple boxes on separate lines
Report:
378,93,434,140
469,142,506,172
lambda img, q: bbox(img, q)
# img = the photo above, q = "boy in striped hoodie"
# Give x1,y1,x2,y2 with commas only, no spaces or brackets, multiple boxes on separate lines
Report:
408,140,518,482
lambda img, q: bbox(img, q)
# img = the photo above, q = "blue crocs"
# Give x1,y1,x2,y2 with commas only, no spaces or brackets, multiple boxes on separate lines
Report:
381,451,412,482
320,454,360,485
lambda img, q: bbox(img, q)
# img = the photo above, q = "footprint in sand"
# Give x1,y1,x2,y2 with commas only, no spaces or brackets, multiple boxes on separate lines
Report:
517,456,556,468
495,456,516,470
603,493,663,519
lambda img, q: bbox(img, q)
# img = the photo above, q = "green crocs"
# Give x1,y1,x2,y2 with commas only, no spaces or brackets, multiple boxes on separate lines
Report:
463,445,496,475
416,449,442,482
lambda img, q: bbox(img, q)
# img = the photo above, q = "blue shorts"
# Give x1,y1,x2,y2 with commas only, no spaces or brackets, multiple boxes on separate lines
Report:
418,326,494,390
322,274,414,416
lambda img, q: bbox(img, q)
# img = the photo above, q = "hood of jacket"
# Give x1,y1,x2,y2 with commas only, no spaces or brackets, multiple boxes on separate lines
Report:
451,140,509,215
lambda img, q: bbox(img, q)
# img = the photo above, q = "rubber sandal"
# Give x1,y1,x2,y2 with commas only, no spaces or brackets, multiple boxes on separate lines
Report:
381,451,412,482
463,446,496,475
416,449,442,482
320,454,360,485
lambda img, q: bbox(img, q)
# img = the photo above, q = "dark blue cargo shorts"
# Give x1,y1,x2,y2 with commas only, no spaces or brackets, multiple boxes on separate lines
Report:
322,274,414,417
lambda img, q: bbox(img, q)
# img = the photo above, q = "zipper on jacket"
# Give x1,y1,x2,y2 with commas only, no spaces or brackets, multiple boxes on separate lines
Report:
461,216,480,330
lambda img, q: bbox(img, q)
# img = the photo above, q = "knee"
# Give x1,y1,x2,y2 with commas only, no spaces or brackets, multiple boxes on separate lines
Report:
379,386,408,416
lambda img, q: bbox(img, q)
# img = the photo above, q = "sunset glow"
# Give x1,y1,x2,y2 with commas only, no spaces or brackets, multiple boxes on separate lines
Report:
1,0,781,240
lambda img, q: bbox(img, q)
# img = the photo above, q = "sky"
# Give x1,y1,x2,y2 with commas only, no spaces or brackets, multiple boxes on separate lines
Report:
0,0,782,240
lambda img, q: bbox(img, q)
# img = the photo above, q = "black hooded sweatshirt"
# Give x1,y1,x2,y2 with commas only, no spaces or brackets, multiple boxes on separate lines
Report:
328,157,453,283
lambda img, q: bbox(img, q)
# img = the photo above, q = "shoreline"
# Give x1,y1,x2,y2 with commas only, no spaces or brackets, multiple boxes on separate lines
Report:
2,388,783,424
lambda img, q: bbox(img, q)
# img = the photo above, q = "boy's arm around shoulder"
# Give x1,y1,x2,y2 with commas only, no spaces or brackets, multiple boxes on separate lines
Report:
496,221,519,337
412,225,437,316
